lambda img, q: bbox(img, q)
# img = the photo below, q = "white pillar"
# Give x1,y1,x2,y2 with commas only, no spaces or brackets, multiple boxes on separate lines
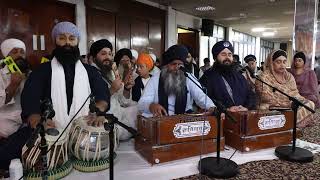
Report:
166,6,177,49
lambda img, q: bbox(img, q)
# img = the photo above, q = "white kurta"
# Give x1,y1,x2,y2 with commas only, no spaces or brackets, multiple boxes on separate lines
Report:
91,63,139,140
138,72,215,117
0,64,25,138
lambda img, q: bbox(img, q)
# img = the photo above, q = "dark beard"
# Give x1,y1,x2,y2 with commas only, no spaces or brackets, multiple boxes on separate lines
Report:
161,67,186,98
94,58,113,81
246,66,255,78
52,45,80,65
95,58,112,73
213,61,237,74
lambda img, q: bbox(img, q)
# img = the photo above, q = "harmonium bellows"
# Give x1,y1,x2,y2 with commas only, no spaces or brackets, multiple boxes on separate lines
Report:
224,110,294,152
135,114,224,165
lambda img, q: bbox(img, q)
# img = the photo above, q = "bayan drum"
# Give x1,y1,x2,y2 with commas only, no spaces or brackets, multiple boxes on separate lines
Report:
69,116,119,172
22,128,72,180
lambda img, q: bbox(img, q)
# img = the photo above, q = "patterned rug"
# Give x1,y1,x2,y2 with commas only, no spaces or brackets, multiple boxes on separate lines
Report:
175,110,320,180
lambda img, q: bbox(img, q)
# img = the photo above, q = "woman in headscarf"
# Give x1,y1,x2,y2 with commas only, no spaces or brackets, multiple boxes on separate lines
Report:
255,49,315,127
289,52,320,108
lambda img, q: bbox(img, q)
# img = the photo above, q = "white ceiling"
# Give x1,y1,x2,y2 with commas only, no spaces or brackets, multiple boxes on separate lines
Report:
150,0,295,42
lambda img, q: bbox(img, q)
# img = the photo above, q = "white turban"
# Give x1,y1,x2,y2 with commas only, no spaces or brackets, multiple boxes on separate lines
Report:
149,53,157,63
131,49,138,60
1,38,26,57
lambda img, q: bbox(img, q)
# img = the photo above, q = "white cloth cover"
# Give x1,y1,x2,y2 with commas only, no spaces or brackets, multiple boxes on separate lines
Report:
51,57,91,129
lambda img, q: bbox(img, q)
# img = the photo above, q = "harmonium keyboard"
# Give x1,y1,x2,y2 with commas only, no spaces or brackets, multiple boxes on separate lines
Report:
135,114,224,164
225,110,294,152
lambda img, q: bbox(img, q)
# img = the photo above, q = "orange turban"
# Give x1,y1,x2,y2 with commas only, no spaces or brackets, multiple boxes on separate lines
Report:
137,53,154,71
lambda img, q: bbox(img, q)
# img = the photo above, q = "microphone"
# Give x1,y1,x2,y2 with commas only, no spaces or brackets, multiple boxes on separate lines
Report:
26,99,55,148
40,99,55,119
179,65,188,73
89,95,96,114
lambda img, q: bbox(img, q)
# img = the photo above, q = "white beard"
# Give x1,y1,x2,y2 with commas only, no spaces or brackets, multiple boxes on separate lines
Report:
161,67,186,98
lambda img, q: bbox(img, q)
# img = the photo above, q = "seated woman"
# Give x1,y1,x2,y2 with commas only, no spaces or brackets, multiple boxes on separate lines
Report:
255,49,315,127
289,52,320,108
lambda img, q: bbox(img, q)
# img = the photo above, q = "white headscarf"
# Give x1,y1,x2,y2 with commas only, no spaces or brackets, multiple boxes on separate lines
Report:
131,49,138,60
0,38,26,57
149,53,157,63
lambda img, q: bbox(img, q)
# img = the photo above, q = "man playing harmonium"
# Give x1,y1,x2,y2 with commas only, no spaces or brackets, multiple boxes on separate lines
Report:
138,45,216,117
200,41,256,112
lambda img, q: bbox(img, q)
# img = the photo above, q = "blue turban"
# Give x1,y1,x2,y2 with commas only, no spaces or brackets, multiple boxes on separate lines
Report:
51,21,80,40
211,41,234,60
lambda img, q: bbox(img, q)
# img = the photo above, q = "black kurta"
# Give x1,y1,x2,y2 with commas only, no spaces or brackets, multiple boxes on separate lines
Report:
21,62,110,122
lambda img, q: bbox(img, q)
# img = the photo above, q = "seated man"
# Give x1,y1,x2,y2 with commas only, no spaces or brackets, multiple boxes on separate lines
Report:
114,48,138,80
0,38,32,170
200,41,256,112
89,39,138,140
242,54,258,91
21,22,109,131
138,45,215,117
185,46,200,79
256,49,315,127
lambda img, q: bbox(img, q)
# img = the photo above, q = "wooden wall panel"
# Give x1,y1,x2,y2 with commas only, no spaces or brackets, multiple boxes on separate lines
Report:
116,16,131,51
0,0,75,68
130,19,149,52
86,7,116,52
86,0,165,57
149,22,162,59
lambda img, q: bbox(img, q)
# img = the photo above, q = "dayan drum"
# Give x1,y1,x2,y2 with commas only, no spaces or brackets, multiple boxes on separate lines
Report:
224,110,294,152
22,128,72,180
69,116,119,172
135,114,225,164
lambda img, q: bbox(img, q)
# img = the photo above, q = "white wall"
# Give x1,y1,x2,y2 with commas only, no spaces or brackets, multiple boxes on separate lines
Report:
58,0,87,55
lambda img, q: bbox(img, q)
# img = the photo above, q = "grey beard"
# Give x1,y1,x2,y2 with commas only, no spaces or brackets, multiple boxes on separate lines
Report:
161,67,187,98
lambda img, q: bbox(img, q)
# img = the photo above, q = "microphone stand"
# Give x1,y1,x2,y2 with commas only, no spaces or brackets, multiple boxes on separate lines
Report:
103,113,139,180
255,76,315,162
19,94,92,180
89,95,139,180
180,69,239,178
27,99,55,180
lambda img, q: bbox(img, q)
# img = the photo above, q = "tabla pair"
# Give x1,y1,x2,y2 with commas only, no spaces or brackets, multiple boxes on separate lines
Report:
22,115,119,180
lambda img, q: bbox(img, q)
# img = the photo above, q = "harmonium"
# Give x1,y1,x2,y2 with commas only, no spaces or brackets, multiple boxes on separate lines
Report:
135,114,224,164
224,110,294,152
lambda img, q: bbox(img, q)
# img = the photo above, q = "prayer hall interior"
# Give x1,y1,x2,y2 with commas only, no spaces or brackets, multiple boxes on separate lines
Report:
0,0,320,179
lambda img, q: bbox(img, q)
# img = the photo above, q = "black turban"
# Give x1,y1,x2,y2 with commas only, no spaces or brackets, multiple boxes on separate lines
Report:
244,54,256,63
90,39,113,57
114,48,132,65
161,45,188,66
294,51,306,64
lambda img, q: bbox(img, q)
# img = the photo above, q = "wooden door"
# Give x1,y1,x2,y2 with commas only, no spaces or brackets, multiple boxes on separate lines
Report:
0,0,75,68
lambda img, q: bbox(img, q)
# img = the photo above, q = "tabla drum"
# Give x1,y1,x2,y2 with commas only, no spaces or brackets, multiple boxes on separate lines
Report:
22,128,72,180
69,116,119,172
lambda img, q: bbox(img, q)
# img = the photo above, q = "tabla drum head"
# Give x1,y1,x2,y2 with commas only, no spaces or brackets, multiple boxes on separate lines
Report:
46,128,59,136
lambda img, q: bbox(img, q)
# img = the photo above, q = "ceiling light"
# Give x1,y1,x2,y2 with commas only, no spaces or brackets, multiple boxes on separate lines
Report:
262,32,276,36
252,27,266,32
196,6,215,11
